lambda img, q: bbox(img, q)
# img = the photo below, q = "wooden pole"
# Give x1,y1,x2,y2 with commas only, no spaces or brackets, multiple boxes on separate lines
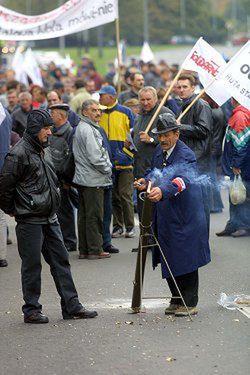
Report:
115,18,121,95
177,88,206,122
144,68,183,134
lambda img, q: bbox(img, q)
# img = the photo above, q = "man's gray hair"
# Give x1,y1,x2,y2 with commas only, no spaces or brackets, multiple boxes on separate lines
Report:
138,86,157,99
81,99,99,112
19,91,32,100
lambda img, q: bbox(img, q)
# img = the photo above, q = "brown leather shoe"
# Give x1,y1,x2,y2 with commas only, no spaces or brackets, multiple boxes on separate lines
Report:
88,252,111,260
24,312,49,324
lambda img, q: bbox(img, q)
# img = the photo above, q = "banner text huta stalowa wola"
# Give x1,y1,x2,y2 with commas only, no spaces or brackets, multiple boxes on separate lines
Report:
0,0,118,40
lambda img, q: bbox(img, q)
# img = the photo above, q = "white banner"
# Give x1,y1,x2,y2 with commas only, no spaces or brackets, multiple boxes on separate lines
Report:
0,0,118,40
182,37,231,106
217,41,250,109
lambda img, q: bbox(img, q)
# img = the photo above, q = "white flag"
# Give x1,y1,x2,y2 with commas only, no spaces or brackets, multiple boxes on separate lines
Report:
182,37,231,106
217,41,250,110
11,47,29,86
23,48,43,86
0,103,6,126
140,42,154,63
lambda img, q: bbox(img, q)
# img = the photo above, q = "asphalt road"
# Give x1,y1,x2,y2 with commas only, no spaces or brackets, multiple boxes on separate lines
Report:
0,189,249,375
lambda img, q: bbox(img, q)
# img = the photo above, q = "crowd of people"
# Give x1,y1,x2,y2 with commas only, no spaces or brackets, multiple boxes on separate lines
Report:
0,53,249,323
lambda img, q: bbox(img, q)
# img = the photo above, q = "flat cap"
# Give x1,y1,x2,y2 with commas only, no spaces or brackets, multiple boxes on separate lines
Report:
49,103,70,111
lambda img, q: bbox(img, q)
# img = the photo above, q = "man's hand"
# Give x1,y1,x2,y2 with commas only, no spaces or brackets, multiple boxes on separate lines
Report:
134,178,147,191
147,187,163,202
232,167,241,175
139,131,151,143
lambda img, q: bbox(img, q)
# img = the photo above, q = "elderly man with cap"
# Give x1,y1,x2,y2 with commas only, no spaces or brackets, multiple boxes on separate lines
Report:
135,113,210,317
49,103,77,252
0,109,97,323
99,86,136,239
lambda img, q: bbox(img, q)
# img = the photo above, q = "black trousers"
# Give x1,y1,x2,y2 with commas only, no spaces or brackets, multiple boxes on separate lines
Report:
57,187,77,249
167,270,199,307
16,221,83,317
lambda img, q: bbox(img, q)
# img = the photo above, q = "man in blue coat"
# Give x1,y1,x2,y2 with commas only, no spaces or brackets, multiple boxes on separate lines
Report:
135,113,211,316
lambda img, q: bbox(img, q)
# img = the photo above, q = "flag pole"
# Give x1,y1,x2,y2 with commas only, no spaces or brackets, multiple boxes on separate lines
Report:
115,17,121,95
144,68,183,134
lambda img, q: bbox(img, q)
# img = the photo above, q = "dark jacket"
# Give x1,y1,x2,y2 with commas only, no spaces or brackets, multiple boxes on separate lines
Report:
49,121,74,176
0,132,61,223
146,140,210,278
179,95,212,173
118,89,138,104
133,104,174,178
211,107,226,156
0,107,12,172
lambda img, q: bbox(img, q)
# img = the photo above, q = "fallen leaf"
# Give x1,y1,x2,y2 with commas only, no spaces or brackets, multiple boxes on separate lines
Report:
125,321,134,325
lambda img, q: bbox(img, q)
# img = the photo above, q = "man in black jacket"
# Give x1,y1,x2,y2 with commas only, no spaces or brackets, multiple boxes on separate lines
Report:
0,109,97,324
49,103,77,252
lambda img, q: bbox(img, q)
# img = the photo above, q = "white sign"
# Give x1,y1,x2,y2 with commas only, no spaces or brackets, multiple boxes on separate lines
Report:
217,41,250,109
0,0,118,40
182,37,231,106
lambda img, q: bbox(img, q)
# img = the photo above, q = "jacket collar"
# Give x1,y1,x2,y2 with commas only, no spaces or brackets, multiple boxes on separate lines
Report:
52,121,71,136
80,115,99,129
23,132,44,154
155,140,180,166
104,99,118,113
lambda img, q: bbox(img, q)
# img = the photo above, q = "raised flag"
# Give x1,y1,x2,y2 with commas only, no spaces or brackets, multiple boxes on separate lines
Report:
217,41,250,109
181,37,231,106
23,48,43,86
11,47,29,86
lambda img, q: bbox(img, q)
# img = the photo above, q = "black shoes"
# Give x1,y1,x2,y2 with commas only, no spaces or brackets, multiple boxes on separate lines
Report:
103,244,119,253
131,247,139,253
216,229,234,237
24,312,49,324
63,308,98,320
0,259,8,267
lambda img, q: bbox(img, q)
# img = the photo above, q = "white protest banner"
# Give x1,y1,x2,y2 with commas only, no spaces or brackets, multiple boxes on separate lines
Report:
23,49,43,86
0,0,118,40
217,41,250,109
182,37,231,106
